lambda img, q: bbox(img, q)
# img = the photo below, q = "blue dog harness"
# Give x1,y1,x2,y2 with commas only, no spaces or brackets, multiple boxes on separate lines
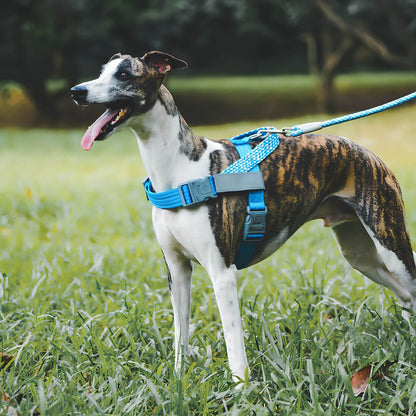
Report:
143,90,416,269
143,127,280,269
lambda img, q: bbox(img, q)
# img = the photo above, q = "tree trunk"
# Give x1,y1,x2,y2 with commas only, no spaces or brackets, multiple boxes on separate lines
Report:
301,31,351,113
317,71,335,113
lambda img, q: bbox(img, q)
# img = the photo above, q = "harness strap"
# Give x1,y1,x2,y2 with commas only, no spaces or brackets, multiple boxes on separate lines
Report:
143,171,265,209
143,127,280,270
230,139,267,270
143,127,279,209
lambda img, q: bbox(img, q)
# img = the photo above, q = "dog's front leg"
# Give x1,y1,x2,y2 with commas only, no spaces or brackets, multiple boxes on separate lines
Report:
164,252,192,373
209,265,249,384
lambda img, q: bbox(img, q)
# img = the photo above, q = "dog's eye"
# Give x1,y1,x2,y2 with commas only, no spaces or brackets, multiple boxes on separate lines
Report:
117,71,130,80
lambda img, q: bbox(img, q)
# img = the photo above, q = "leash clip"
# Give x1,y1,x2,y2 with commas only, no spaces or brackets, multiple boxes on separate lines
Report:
280,127,291,136
250,127,279,140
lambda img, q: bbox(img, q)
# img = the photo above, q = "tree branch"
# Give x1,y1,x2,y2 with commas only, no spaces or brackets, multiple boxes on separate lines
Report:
299,33,319,77
323,36,353,75
313,0,414,68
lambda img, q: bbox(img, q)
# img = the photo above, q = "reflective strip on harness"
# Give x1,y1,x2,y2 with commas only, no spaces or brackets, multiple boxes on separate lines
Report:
230,138,267,270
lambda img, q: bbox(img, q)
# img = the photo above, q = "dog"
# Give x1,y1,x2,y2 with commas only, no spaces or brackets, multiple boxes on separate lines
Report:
71,51,416,383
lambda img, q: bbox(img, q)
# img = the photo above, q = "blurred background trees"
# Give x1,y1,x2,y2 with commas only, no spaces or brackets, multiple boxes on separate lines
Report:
1,0,416,125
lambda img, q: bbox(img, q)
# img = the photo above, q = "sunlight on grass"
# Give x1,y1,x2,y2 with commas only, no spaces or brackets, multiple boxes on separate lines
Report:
169,71,416,95
1,105,416,414
169,74,317,94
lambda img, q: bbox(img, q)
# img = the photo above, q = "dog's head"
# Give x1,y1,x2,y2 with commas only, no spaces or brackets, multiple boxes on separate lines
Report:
71,51,187,150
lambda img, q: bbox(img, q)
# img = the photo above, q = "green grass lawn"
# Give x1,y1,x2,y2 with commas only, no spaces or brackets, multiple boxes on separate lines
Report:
167,71,416,125
1,105,416,414
168,71,416,95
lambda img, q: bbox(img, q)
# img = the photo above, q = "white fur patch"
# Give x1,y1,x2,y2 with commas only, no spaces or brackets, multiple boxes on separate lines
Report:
358,218,416,303
78,59,123,103
131,100,223,192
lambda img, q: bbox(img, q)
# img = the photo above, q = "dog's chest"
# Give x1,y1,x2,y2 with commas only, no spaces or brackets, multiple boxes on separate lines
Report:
148,138,234,267
152,204,223,268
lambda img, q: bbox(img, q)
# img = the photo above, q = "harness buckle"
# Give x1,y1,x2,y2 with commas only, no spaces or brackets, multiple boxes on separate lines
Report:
142,177,151,200
243,206,267,241
179,176,217,206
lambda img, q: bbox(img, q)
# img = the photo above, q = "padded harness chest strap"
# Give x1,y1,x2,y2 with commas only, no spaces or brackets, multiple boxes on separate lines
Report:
143,127,280,270
143,171,265,208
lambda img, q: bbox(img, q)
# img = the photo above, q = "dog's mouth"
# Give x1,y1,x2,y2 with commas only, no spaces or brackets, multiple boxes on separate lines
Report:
81,102,134,151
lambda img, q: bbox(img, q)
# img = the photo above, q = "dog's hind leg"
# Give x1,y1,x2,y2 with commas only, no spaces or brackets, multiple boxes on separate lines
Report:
163,251,193,373
331,217,416,312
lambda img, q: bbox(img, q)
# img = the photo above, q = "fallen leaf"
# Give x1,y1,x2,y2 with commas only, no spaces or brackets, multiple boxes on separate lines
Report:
1,390,10,402
350,361,397,396
350,364,371,396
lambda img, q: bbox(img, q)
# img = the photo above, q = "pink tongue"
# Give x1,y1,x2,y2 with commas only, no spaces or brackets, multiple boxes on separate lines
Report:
81,108,119,150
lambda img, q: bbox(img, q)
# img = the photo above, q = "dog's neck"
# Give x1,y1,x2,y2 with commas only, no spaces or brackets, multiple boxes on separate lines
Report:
129,85,208,192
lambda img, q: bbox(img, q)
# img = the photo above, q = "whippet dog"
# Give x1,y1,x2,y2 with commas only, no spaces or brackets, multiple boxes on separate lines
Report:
71,51,416,383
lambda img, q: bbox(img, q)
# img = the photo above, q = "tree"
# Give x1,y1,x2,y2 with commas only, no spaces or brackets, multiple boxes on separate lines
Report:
1,0,130,123
2,0,415,123
281,1,355,113
282,0,416,112
2,1,72,121
314,0,416,68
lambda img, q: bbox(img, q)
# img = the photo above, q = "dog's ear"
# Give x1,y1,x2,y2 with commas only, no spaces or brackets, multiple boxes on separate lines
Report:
142,51,188,74
108,53,123,62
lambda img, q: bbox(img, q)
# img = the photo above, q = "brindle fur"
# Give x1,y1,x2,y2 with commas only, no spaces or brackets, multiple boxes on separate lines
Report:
207,134,415,275
71,51,416,384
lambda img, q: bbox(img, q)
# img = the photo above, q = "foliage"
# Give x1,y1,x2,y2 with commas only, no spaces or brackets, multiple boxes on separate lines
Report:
1,107,416,413
0,0,303,122
316,0,416,67
2,0,416,122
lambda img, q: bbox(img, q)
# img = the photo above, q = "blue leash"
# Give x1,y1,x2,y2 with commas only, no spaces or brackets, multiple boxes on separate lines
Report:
285,90,416,136
144,91,416,269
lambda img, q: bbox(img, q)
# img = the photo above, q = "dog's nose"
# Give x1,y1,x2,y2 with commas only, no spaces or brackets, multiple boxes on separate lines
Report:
70,85,88,104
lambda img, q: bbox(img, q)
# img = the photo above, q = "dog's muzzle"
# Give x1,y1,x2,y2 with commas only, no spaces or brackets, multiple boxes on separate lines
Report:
71,85,88,105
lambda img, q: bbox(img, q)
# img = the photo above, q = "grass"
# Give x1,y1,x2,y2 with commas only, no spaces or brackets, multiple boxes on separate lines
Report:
168,71,416,94
1,104,416,414
169,70,416,124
